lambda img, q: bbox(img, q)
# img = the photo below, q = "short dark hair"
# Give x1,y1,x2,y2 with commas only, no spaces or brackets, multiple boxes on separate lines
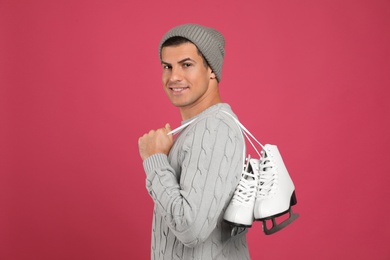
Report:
161,36,209,68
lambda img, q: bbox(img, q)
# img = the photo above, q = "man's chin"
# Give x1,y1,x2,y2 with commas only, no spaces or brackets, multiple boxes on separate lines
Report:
168,98,189,108
170,102,187,108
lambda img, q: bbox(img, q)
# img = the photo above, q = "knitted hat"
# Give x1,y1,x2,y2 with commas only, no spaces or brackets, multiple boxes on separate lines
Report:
159,24,225,82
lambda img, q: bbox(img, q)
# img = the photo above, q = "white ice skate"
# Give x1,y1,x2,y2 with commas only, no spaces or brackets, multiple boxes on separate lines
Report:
254,144,299,235
222,111,299,235
223,156,259,227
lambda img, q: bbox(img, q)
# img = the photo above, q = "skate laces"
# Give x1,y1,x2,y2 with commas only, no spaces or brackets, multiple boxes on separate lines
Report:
257,150,277,198
231,158,258,205
222,111,278,199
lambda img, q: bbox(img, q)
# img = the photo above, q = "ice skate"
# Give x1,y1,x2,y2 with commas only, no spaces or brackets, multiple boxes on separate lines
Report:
224,156,259,227
254,144,299,235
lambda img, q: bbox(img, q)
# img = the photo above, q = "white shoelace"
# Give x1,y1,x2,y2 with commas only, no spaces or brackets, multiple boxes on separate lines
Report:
231,159,258,205
167,118,197,136
257,151,277,198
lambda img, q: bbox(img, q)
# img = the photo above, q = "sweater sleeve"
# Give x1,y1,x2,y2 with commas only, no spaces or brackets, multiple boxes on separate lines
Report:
143,116,243,247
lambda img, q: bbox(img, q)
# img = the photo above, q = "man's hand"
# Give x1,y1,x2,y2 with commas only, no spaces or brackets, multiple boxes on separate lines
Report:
138,123,173,161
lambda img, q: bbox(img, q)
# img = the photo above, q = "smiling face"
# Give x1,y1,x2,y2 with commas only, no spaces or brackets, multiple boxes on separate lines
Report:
161,42,220,119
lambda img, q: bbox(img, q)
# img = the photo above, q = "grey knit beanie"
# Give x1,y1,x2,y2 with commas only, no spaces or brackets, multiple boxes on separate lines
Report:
159,24,225,82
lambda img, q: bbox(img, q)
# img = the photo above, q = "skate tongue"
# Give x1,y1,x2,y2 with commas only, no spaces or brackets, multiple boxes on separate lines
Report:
242,171,256,181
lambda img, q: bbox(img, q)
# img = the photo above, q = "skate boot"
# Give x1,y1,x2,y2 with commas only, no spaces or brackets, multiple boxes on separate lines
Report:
254,144,299,235
224,156,259,228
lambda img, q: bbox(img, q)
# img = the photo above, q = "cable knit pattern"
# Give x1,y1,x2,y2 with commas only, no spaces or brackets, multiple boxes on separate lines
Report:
143,103,251,260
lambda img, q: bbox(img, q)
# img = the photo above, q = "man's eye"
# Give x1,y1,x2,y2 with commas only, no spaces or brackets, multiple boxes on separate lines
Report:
163,65,171,69
183,63,192,68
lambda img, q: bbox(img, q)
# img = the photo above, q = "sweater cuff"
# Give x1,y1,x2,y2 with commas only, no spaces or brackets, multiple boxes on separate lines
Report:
143,153,170,178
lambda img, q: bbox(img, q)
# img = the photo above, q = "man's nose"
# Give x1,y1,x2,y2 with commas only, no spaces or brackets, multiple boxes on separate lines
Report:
170,66,183,82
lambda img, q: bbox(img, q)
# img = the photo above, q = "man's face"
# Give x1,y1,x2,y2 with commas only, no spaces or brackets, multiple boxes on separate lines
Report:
161,42,214,109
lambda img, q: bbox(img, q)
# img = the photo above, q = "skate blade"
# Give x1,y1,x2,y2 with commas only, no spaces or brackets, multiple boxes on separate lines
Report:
230,226,248,237
224,219,253,228
262,208,299,235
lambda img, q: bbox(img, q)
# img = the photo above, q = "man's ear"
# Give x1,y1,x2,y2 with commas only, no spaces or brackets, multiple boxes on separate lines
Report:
210,71,217,80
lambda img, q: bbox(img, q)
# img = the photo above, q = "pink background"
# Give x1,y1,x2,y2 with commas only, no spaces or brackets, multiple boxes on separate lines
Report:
1,0,389,259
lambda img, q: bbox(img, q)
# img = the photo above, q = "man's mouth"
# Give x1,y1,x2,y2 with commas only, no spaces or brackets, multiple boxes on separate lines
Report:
171,87,187,92
169,86,189,94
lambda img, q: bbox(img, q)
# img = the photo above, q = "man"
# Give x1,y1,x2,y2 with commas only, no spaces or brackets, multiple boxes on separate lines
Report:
138,24,250,260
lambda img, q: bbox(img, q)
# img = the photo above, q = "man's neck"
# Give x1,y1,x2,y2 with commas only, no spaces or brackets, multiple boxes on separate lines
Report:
180,95,222,120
